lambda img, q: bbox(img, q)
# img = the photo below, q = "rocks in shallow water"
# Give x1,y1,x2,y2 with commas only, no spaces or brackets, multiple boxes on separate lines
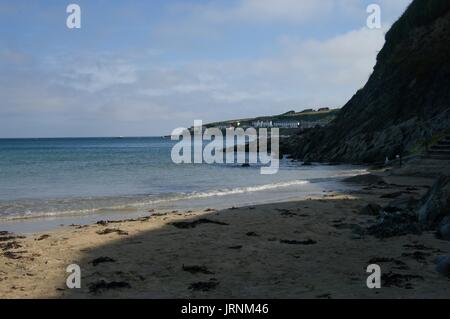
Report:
367,212,422,238
418,175,450,226
359,203,382,216
343,174,385,185
435,254,450,277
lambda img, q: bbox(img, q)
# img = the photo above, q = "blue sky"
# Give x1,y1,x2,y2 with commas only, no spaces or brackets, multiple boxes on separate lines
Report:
0,0,412,137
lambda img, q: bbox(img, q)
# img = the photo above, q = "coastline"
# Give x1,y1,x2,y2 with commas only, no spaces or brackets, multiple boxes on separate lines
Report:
0,167,364,234
1,157,449,298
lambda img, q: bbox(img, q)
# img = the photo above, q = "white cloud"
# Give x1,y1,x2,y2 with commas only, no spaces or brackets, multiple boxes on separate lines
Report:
57,59,138,93
162,0,411,28
234,0,340,23
286,27,386,86
0,24,388,137
2,0,414,137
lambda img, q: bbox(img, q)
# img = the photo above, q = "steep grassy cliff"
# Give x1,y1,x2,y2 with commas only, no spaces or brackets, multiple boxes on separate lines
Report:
286,0,450,163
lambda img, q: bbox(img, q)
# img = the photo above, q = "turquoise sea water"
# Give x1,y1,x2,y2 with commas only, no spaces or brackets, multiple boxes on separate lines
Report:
0,137,365,230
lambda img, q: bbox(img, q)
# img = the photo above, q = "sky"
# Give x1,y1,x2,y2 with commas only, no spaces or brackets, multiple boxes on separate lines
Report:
0,0,413,137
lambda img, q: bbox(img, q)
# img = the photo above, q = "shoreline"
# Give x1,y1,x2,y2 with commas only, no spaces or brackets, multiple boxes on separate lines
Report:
0,169,364,234
1,157,449,298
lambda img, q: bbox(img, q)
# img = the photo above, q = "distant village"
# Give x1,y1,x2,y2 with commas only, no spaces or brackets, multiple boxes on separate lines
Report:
204,107,336,131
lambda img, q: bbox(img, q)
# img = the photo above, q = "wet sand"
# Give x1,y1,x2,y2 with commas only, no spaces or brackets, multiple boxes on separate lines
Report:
1,158,449,298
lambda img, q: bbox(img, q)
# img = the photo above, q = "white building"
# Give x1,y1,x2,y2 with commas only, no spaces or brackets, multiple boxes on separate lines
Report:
252,120,273,128
273,121,300,129
251,119,330,129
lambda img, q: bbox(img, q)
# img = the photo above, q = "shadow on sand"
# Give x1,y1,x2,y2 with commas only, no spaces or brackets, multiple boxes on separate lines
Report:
54,196,449,299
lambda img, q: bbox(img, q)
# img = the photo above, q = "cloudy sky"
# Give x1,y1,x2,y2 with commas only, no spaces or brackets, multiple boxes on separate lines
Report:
0,0,412,137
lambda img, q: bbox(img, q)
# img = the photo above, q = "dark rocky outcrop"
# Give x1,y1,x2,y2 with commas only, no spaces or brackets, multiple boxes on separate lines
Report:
367,211,422,238
385,196,420,213
435,254,450,277
417,175,450,226
365,175,450,240
438,217,450,240
285,0,450,163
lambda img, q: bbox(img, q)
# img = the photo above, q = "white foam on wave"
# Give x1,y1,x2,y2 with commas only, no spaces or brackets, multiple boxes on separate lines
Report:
0,179,309,221
155,180,310,201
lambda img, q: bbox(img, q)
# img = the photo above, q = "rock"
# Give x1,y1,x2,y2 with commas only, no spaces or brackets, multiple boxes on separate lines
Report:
359,203,382,216
182,265,214,275
0,232,25,242
435,254,450,277
367,211,422,238
417,175,450,226
241,163,250,168
246,232,259,237
91,256,116,267
283,1,450,164
279,239,317,245
383,196,419,213
0,241,22,251
343,174,385,185
438,217,450,241
3,251,23,259
188,279,219,292
88,280,131,294
35,234,50,241
380,192,404,199
96,228,128,236
170,218,229,229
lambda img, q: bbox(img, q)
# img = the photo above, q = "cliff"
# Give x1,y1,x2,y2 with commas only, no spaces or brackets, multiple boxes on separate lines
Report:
286,0,450,163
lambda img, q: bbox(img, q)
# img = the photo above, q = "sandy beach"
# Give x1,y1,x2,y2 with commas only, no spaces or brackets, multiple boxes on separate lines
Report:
0,158,449,299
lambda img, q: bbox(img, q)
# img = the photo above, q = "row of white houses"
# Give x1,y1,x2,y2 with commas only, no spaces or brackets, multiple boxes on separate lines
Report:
251,120,328,129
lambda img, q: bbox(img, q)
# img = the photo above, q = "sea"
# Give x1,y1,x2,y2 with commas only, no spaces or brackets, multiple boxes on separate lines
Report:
0,137,366,233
